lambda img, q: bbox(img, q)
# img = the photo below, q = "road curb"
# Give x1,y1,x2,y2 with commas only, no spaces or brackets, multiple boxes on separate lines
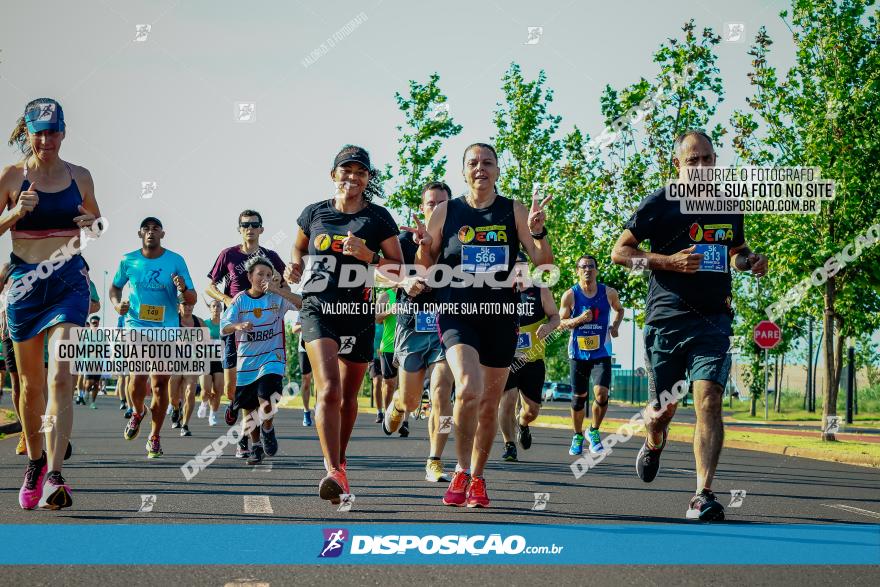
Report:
0,421,22,435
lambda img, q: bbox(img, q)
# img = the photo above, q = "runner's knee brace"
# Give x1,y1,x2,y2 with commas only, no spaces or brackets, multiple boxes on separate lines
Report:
571,394,588,412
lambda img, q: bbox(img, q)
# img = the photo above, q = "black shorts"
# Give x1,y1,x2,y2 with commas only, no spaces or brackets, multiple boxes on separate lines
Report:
85,374,102,383
209,361,224,375
380,351,398,379
2,337,16,373
299,297,373,363
221,333,236,370
505,359,545,404
232,373,283,412
369,357,382,379
570,356,612,396
299,350,312,376
437,314,518,369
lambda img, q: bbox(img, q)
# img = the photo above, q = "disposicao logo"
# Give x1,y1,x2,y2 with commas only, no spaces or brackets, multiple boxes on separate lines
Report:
319,528,348,558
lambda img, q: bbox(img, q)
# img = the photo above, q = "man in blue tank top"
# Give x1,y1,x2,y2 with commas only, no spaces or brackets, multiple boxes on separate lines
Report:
560,254,624,456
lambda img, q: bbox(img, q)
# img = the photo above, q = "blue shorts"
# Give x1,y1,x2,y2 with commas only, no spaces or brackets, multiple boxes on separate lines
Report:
6,253,89,342
221,332,236,370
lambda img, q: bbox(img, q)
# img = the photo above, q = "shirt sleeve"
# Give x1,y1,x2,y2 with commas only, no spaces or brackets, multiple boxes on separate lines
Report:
111,258,128,289
624,191,662,243
279,294,298,316
296,204,314,236
731,215,746,248
220,297,237,331
207,249,228,284
88,280,100,303
267,249,286,274
374,205,400,244
176,254,195,290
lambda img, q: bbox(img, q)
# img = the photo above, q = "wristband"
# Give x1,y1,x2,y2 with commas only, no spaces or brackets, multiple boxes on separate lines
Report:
530,227,548,240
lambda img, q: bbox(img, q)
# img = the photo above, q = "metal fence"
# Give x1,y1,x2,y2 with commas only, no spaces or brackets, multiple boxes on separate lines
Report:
610,369,650,404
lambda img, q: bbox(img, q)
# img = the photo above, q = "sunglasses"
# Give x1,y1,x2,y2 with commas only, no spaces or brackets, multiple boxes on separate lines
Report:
239,222,262,229
577,264,596,270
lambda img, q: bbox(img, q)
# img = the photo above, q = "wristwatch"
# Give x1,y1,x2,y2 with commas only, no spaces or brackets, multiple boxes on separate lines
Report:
371,251,381,265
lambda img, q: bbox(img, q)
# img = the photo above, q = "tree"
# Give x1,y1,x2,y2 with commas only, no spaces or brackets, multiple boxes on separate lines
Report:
730,0,880,440
383,73,462,214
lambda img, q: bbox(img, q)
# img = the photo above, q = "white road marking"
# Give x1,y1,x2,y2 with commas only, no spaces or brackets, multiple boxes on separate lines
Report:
243,495,273,514
669,468,694,474
823,504,880,519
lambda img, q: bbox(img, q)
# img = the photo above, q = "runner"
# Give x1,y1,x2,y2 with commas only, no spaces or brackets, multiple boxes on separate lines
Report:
369,322,385,423
411,143,554,507
383,181,455,481
206,210,286,458
285,144,402,504
197,298,223,426
117,312,134,419
1,98,101,509
0,264,25,455
498,253,560,462
169,301,203,437
110,216,197,459
611,129,768,521
223,256,302,465
82,315,102,409
290,320,313,426
376,287,406,437
559,254,624,456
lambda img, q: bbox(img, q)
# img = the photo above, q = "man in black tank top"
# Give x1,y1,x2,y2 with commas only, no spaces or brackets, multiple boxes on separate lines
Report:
612,131,769,522
411,143,554,509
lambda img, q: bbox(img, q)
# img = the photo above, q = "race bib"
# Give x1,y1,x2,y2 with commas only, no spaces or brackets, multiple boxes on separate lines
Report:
577,335,599,351
694,244,728,273
415,312,437,333
516,332,532,350
460,245,508,273
139,304,165,322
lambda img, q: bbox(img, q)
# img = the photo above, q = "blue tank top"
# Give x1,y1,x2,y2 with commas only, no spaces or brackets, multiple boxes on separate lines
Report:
568,283,611,361
12,163,83,239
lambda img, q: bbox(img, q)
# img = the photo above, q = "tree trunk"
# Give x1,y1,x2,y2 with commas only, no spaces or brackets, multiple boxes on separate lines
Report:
821,278,844,441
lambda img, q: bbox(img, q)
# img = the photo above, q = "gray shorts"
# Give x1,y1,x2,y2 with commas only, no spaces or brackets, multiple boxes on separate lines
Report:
395,322,445,373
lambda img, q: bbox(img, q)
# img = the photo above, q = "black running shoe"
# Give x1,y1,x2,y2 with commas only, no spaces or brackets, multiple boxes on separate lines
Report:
501,441,518,462
399,420,410,438
686,489,725,521
517,423,532,450
374,411,383,424
119,401,127,411
64,441,72,461
636,429,667,483
225,404,238,426
235,436,250,459
261,426,278,457
247,444,264,465
180,425,191,437
170,407,181,429
124,407,133,419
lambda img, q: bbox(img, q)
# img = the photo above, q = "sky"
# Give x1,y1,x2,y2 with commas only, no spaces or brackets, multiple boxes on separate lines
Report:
0,0,801,371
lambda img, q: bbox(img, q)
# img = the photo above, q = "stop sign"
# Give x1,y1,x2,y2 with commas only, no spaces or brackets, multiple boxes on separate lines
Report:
753,320,782,350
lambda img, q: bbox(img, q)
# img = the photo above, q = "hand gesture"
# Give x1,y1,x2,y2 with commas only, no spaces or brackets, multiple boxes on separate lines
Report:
401,212,432,248
536,323,554,340
403,276,427,297
284,261,303,284
342,230,369,261
236,321,254,332
172,273,186,292
73,205,96,231
748,253,768,277
116,299,130,316
668,245,703,274
528,185,552,234
15,182,39,219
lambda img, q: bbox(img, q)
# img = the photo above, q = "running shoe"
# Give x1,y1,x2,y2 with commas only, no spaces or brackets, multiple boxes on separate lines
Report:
374,411,383,424
235,436,250,459
587,428,604,454
319,469,349,504
517,423,532,450
466,476,490,508
225,404,239,426
166,403,173,415
64,441,72,461
442,470,470,506
382,402,405,435
247,443,264,465
119,401,127,411
302,410,313,427
399,420,410,438
90,402,97,410
568,433,585,456
636,428,667,483
16,432,26,455
146,435,163,458
170,411,181,429
124,407,133,419
208,411,217,427
19,452,47,510
39,471,72,510
180,425,191,437
261,426,278,457
686,489,725,521
425,458,449,483
501,441,518,462
124,411,144,440
197,402,208,419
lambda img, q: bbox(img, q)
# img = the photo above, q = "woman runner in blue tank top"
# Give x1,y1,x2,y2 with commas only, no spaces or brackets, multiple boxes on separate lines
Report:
0,98,103,511
408,143,554,508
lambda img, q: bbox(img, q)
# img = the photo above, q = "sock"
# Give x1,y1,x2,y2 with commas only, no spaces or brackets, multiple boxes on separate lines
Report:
428,456,439,461
262,425,273,433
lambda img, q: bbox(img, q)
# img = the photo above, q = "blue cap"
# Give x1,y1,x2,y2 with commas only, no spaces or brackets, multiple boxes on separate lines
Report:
24,100,65,133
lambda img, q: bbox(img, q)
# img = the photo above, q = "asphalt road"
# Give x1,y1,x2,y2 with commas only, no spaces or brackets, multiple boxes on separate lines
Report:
1,395,878,585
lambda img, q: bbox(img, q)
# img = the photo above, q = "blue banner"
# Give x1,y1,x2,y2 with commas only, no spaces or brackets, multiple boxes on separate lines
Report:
0,523,878,565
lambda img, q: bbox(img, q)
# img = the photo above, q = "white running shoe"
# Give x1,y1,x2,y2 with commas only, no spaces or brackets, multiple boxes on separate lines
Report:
208,411,218,426
197,402,208,419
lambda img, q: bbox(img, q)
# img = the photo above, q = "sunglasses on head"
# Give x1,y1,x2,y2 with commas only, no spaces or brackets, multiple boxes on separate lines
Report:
240,221,262,229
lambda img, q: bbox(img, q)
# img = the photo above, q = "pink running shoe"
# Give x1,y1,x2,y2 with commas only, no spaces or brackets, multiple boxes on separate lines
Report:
19,453,47,510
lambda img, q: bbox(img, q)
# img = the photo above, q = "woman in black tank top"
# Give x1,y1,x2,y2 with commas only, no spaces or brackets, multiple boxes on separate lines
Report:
410,142,555,508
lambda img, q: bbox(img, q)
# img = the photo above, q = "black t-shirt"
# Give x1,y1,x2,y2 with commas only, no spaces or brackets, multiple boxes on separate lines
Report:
297,199,398,302
625,187,745,324
396,230,437,330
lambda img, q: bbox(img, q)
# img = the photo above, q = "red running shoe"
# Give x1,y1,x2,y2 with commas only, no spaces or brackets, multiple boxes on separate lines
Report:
319,469,349,504
442,470,470,506
466,475,490,508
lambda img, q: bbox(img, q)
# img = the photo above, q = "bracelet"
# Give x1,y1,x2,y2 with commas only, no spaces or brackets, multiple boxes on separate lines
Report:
530,227,548,240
